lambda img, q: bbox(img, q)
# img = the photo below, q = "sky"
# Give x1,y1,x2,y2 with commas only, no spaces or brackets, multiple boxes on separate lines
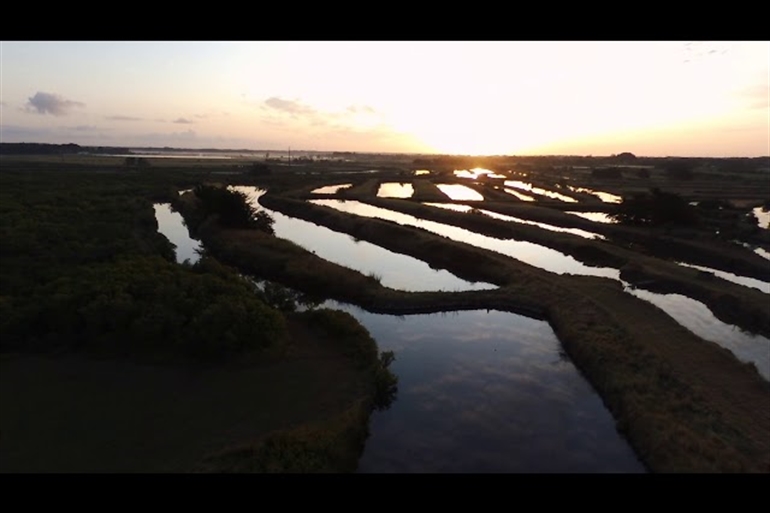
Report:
1,41,768,157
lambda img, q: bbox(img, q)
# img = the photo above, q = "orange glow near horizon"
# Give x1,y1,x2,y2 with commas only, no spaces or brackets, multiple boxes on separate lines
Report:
2,41,768,157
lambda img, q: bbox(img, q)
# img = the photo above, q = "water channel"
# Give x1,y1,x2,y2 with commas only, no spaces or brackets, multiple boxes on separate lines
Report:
153,203,202,265
310,198,620,279
304,198,770,379
332,302,645,472
231,187,494,292
152,189,769,472
424,202,605,240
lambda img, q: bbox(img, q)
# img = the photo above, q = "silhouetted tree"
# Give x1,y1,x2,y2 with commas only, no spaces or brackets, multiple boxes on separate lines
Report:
193,184,274,234
612,188,698,227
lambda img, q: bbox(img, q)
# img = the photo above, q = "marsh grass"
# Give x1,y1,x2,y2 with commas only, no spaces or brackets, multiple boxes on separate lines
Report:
197,399,372,473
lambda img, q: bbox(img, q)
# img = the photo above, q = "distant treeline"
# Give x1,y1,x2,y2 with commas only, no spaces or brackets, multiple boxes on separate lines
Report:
0,143,129,155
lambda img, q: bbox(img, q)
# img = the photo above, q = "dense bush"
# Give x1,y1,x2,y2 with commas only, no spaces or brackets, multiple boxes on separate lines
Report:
0,167,286,362
612,188,698,227
193,184,275,234
1,255,288,361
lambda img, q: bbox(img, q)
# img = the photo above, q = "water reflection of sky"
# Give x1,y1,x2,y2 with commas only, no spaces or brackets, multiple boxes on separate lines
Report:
676,262,770,294
424,203,605,240
153,203,202,264
501,187,536,201
311,183,351,194
454,168,507,180
310,199,620,279
230,187,494,292
505,180,578,203
327,304,645,473
567,186,623,204
566,211,618,224
753,207,770,229
377,182,414,199
435,183,485,201
623,283,770,380
309,197,768,379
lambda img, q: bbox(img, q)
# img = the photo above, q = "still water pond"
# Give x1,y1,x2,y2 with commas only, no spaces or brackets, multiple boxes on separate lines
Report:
327,302,645,472
377,183,414,199
435,183,485,201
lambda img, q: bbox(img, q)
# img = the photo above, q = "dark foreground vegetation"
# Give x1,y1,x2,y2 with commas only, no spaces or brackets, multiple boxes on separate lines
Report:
0,157,396,472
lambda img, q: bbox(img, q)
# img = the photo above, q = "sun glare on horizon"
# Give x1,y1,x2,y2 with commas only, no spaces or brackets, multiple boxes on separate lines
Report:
1,41,768,157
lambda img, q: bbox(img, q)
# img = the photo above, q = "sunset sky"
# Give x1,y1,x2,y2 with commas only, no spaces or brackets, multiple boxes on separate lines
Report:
1,41,768,157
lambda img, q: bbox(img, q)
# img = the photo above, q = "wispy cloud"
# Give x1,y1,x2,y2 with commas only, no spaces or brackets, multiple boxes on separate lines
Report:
24,92,85,116
264,97,316,117
105,115,143,121
173,117,194,124
347,104,375,114
256,96,401,150
682,41,729,64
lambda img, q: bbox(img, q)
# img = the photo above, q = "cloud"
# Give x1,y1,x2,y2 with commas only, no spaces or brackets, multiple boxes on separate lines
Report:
347,104,376,114
264,97,316,117
173,117,194,124
681,42,729,64
24,92,85,116
106,115,143,121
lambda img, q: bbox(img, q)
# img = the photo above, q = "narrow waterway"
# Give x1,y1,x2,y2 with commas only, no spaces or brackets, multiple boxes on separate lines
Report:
622,283,769,380
231,187,494,292
310,199,620,279
424,202,605,240
153,203,202,264
676,262,770,294
328,301,647,473
304,198,769,379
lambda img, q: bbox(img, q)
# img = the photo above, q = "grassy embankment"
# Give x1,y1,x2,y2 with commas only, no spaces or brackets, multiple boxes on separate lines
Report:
279,190,770,337
187,186,770,472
